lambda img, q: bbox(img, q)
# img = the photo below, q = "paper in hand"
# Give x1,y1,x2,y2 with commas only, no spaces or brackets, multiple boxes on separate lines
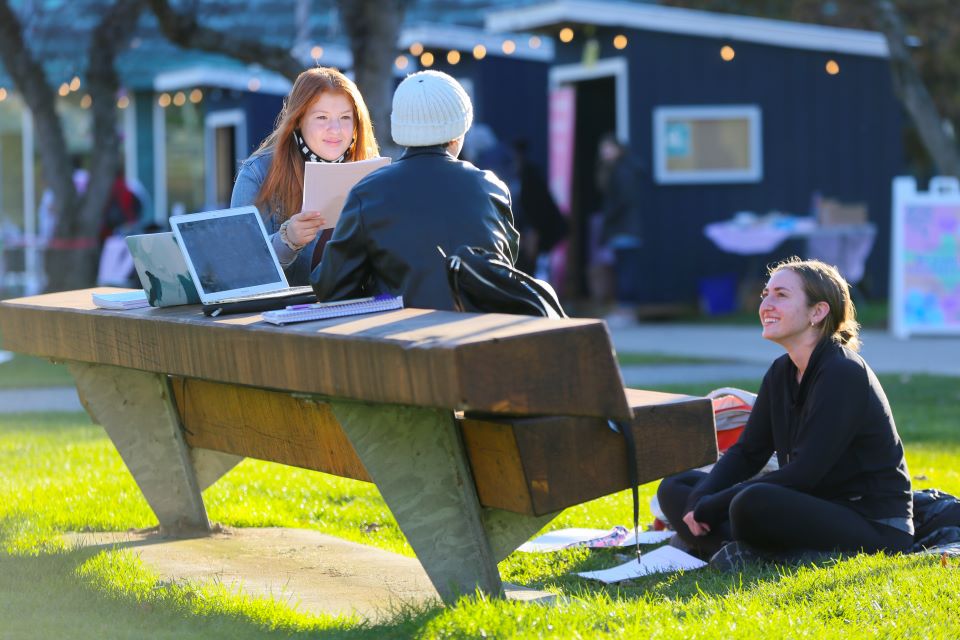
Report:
302,156,390,230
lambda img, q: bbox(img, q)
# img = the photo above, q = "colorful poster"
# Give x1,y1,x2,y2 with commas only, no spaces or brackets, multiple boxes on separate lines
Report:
891,176,960,337
547,86,575,214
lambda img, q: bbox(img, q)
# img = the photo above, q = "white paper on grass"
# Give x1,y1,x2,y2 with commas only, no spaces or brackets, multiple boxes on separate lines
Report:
576,546,707,583
518,528,618,553
622,530,675,546
518,527,675,553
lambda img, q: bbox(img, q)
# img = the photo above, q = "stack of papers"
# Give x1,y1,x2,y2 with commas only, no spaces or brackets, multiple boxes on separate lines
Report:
577,546,707,583
92,290,150,310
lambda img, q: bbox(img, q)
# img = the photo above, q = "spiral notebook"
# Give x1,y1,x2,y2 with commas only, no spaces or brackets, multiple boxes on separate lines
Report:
262,294,403,325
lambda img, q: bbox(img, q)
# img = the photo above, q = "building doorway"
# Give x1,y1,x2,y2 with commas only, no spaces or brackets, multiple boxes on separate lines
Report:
205,110,247,210
548,58,628,304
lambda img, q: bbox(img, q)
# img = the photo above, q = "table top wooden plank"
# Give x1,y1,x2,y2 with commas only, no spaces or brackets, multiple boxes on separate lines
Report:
0,288,632,419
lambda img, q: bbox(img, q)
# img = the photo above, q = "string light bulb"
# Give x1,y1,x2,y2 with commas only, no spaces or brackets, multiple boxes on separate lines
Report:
721,45,735,61
447,50,461,65
559,27,574,43
473,44,487,60
826,59,840,75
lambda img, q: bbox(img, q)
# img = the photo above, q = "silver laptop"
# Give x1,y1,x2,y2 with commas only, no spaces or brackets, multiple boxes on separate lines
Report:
169,206,312,306
126,232,201,307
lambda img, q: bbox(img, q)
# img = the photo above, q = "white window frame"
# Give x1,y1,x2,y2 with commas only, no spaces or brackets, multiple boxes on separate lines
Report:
204,109,247,210
548,56,629,144
653,104,762,185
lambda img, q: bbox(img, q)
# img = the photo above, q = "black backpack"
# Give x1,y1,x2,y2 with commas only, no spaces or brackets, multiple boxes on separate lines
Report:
440,245,567,318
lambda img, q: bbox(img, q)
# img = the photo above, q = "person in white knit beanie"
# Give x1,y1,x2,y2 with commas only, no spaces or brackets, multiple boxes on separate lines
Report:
311,70,519,310
391,70,474,154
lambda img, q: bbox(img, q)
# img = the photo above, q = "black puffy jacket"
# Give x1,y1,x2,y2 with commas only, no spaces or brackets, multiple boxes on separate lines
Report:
311,145,520,311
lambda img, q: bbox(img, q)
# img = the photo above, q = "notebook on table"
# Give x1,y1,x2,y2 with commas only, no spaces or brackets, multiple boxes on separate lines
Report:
169,206,315,317
262,294,404,325
126,232,201,307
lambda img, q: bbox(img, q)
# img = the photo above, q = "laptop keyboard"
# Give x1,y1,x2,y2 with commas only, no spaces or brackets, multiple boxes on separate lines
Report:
215,285,314,304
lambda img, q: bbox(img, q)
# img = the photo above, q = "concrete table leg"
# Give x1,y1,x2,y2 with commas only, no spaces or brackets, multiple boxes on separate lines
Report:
331,401,557,603
67,362,210,536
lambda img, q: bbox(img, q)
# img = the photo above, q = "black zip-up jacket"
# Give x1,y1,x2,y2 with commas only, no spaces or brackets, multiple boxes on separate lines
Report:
311,145,519,310
686,338,913,527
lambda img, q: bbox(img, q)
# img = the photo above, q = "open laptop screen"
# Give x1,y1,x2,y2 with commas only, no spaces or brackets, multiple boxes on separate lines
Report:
170,206,289,302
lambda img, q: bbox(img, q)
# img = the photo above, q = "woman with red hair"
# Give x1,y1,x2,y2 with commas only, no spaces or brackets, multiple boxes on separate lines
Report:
231,66,380,284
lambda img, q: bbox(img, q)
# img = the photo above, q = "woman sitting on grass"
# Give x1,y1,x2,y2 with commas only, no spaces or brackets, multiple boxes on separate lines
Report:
657,257,914,568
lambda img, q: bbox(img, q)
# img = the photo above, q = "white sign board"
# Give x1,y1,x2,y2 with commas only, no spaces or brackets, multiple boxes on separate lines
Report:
890,175,960,338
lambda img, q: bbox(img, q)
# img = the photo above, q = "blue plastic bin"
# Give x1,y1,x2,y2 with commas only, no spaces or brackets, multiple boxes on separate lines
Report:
698,274,738,316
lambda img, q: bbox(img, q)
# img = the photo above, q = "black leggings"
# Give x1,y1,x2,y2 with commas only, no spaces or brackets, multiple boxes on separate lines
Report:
657,470,914,558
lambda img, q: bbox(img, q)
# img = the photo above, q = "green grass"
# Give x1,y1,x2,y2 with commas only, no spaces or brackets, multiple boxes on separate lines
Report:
616,352,735,366
0,352,74,388
2,374,959,638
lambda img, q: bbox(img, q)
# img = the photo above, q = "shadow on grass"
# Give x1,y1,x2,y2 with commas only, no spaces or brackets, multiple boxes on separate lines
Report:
0,537,443,640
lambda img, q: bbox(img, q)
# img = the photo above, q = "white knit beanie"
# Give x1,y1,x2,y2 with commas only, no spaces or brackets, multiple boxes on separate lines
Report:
391,70,474,147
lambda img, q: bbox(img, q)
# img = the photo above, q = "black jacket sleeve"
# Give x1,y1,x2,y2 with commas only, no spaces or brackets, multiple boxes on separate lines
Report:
310,191,369,301
691,356,869,526
685,370,776,518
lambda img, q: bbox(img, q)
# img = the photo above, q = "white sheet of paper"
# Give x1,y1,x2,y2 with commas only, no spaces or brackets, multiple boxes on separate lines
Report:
518,528,676,553
302,156,391,230
577,546,707,583
621,530,675,546
518,528,615,553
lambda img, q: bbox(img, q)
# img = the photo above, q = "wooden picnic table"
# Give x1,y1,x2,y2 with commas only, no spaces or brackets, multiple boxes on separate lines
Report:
0,288,717,603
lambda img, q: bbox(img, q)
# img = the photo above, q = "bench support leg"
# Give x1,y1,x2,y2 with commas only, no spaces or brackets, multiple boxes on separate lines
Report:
331,401,501,603
67,362,210,536
481,508,557,563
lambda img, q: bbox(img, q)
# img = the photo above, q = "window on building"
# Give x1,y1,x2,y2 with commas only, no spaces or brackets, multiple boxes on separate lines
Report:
653,105,762,184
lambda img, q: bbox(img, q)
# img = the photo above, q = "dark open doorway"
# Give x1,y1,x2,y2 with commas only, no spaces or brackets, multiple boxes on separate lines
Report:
568,75,616,301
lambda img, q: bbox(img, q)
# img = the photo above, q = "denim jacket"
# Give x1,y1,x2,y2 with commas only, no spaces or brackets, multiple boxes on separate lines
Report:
230,150,318,285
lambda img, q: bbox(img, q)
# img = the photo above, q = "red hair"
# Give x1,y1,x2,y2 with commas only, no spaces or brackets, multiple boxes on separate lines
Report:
254,67,379,219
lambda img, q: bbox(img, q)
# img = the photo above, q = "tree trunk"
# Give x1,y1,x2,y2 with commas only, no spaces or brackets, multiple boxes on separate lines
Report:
874,0,960,177
0,0,78,237
0,0,145,291
336,0,410,159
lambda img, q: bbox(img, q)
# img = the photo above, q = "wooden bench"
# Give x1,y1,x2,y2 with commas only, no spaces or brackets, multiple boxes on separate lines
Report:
0,288,717,603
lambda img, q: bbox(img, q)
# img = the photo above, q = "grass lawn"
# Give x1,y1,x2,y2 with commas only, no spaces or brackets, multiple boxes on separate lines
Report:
0,352,74,388
2,375,959,638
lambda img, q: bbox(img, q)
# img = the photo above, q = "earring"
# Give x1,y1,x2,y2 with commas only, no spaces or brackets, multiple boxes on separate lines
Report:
810,320,815,327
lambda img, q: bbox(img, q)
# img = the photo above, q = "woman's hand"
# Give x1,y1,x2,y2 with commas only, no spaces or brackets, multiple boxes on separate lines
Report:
285,210,327,247
682,511,711,537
